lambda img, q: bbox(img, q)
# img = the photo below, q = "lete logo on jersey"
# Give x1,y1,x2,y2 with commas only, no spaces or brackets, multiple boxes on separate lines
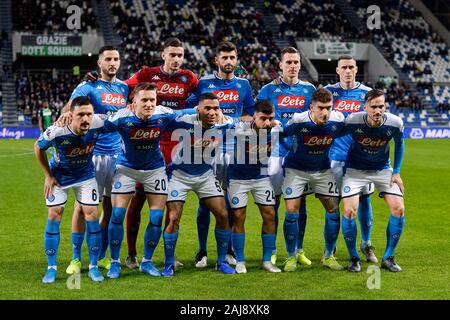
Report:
65,142,96,157
157,82,186,97
334,100,361,113
304,135,333,147
101,93,126,107
130,127,161,140
278,96,305,109
213,90,240,103
357,137,387,147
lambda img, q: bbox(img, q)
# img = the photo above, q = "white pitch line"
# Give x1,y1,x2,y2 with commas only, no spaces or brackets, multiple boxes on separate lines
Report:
0,152,34,158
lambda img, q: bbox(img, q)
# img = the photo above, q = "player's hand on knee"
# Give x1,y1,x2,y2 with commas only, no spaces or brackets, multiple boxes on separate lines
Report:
391,173,404,193
44,176,60,198
56,112,72,127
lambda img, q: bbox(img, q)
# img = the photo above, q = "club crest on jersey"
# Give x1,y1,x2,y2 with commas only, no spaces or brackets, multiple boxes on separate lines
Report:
102,93,126,107
304,135,333,147
334,100,361,113
278,95,305,109
93,132,98,139
180,75,187,83
130,127,161,140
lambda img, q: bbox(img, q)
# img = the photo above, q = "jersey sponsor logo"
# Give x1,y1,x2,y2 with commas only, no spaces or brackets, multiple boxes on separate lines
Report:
221,107,237,114
192,137,220,148
213,90,240,103
101,93,126,107
157,82,186,97
334,100,361,113
65,142,96,157
357,137,388,147
277,95,306,109
130,127,161,140
246,143,272,154
304,135,333,147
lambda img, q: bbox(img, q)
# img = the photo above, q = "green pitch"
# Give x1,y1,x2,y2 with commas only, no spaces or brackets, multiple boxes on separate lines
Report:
0,139,449,300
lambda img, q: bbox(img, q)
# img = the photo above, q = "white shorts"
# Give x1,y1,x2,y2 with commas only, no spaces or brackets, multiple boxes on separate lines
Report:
112,165,168,195
361,182,375,196
93,154,118,198
46,178,99,207
167,169,224,202
282,168,339,199
342,168,403,198
227,177,275,209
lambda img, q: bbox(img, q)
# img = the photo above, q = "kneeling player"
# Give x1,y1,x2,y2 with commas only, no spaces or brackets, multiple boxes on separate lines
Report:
280,88,345,272
226,100,281,273
104,83,195,279
341,89,405,272
162,93,236,276
35,97,104,283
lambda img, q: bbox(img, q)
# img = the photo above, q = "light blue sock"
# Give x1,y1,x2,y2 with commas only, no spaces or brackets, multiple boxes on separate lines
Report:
342,216,359,259
99,227,108,260
296,201,307,251
284,212,299,257
231,232,245,262
143,209,164,260
358,195,373,245
44,219,60,267
324,212,340,257
262,233,276,262
86,220,101,266
197,203,210,253
71,232,84,261
383,214,405,261
163,231,179,265
215,228,231,263
108,207,126,261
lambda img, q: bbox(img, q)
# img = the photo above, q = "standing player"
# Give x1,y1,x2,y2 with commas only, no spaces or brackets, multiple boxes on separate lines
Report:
226,100,281,273
325,55,376,263
123,37,199,268
35,97,104,283
257,47,315,266
341,89,405,272
185,41,255,268
38,99,53,133
161,92,236,276
280,88,344,272
103,83,195,279
64,46,128,274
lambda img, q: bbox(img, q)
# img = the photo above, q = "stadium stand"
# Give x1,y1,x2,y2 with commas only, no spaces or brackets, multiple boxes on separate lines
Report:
6,0,450,128
0,84,3,126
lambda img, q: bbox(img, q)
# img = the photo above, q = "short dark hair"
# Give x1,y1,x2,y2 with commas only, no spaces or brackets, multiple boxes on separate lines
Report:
163,37,183,49
134,82,158,96
254,100,274,114
337,55,355,64
99,45,119,56
281,47,300,61
199,92,219,102
70,96,92,111
312,88,333,103
365,89,385,103
215,41,237,56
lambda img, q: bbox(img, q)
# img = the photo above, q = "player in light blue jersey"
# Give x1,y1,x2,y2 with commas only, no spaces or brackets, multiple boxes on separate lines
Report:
186,41,255,268
103,83,195,279
341,89,405,272
225,100,281,273
257,47,316,266
279,88,345,272
162,92,237,276
326,55,377,264
35,97,105,284
60,46,129,274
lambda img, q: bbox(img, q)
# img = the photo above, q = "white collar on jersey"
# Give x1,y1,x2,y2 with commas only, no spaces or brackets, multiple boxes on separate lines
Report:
280,77,300,86
338,82,361,90
214,72,235,81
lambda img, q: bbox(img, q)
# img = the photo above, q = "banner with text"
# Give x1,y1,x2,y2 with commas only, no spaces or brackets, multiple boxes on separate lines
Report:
314,41,356,57
21,35,82,56
0,127,41,139
404,127,450,139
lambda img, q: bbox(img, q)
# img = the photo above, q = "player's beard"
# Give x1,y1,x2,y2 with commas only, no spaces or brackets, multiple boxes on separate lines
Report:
220,64,235,75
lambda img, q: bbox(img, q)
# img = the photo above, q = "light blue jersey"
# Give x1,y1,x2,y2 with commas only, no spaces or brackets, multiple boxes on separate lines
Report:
257,78,315,156
185,73,254,118
70,79,129,156
325,82,371,161
344,112,404,173
281,110,345,171
37,116,105,187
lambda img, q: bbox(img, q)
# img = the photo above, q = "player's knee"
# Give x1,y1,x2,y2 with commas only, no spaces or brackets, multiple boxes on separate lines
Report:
48,208,63,221
150,209,164,227
83,207,98,220
391,204,405,217
285,202,300,214
111,207,126,224
344,206,357,219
